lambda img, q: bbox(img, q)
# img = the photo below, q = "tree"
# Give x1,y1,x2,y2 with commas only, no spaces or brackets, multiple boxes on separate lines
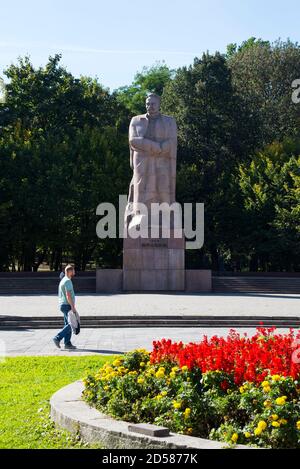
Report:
226,37,270,59
115,62,174,116
0,55,129,271
228,39,300,146
239,137,300,271
162,52,253,270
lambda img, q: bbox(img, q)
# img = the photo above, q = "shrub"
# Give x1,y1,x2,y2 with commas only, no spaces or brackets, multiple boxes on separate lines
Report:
83,330,300,448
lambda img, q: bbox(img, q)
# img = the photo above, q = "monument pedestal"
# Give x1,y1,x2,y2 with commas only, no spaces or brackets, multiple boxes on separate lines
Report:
123,230,185,291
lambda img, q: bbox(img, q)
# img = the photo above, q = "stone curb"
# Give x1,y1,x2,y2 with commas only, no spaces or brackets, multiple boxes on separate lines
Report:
2,315,300,330
50,381,250,449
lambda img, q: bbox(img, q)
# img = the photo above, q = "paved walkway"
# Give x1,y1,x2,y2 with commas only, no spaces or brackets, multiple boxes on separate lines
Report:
0,327,291,357
1,293,300,317
0,293,298,357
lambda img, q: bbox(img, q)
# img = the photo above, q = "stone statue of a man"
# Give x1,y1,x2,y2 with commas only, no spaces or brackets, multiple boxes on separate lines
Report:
125,94,177,229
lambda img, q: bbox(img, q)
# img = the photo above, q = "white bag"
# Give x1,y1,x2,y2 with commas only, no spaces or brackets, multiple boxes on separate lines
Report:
68,310,81,335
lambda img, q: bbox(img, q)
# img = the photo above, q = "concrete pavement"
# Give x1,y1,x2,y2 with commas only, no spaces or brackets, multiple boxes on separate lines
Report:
1,292,300,317
0,292,298,357
0,327,291,357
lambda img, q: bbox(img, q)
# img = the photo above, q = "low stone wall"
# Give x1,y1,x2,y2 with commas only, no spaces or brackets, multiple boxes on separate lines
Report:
0,272,96,294
50,381,250,449
96,269,212,293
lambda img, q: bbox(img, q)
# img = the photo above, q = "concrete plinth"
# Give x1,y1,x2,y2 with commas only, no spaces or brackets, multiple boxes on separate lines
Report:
96,269,123,293
123,230,185,291
96,268,213,293
185,270,212,292
96,231,212,293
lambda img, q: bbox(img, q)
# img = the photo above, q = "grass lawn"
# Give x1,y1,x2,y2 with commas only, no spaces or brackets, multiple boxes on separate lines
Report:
0,355,114,449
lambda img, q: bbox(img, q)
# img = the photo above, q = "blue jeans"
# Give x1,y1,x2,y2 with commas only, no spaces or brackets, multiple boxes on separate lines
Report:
54,304,72,345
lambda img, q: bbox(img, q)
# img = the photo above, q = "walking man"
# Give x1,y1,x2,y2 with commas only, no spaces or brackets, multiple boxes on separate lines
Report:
53,264,77,350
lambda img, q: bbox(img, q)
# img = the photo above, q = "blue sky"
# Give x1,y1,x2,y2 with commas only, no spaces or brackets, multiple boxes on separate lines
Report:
1,0,299,91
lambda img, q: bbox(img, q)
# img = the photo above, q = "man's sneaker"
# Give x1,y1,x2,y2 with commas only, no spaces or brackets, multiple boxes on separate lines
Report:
53,338,61,349
64,343,77,350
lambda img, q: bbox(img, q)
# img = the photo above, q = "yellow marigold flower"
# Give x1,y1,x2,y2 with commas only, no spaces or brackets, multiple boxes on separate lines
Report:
181,366,189,372
244,432,251,438
239,386,245,394
264,400,272,408
137,377,145,385
272,421,280,428
279,419,287,425
263,386,271,393
140,362,145,368
184,408,191,419
258,421,267,430
113,359,121,367
271,375,281,382
173,401,182,410
156,369,165,379
231,433,239,443
169,372,176,379
254,428,262,436
172,366,179,372
296,421,300,430
275,397,287,406
272,414,279,421
262,381,270,387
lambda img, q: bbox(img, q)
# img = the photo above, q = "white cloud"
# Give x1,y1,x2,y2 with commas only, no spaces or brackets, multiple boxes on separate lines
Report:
0,41,197,56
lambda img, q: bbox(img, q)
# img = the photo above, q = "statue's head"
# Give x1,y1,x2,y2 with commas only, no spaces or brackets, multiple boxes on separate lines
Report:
146,93,161,116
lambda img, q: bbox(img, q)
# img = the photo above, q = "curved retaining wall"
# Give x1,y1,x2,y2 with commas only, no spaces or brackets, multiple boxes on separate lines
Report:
50,381,250,450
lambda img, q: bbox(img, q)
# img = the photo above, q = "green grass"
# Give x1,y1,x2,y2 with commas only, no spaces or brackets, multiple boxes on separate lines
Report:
0,355,114,449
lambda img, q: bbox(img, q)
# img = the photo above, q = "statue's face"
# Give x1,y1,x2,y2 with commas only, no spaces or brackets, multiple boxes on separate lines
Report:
146,96,160,116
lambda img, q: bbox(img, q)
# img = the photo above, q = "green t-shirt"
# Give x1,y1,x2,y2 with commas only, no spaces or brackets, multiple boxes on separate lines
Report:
59,276,75,306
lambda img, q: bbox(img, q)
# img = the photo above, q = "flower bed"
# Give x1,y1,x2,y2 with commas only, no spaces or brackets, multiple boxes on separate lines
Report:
83,329,300,448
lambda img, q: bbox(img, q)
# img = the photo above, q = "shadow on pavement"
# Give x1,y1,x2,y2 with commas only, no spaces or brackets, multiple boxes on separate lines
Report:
64,348,125,355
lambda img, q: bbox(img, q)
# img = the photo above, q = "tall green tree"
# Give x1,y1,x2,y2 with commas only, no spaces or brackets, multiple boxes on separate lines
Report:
228,39,300,146
239,137,300,271
0,55,129,271
162,52,254,269
115,62,174,116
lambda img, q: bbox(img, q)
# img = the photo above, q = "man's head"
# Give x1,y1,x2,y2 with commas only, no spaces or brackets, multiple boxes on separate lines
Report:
146,93,161,116
65,265,75,278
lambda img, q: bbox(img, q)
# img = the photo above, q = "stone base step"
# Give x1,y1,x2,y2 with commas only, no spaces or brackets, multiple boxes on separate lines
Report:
1,315,299,329
213,277,300,294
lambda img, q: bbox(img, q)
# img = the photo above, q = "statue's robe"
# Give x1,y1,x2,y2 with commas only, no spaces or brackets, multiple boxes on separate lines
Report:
126,112,177,225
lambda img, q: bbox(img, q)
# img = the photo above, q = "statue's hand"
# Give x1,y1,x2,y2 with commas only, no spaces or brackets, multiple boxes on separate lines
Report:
150,141,162,155
160,140,171,155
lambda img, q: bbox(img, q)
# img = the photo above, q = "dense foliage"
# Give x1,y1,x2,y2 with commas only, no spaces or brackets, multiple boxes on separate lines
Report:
0,38,300,271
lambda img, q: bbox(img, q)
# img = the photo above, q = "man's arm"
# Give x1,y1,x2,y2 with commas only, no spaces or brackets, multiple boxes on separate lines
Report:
65,287,76,313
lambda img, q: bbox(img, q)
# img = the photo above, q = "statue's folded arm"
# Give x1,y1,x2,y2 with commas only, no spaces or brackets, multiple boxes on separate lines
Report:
130,137,162,155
